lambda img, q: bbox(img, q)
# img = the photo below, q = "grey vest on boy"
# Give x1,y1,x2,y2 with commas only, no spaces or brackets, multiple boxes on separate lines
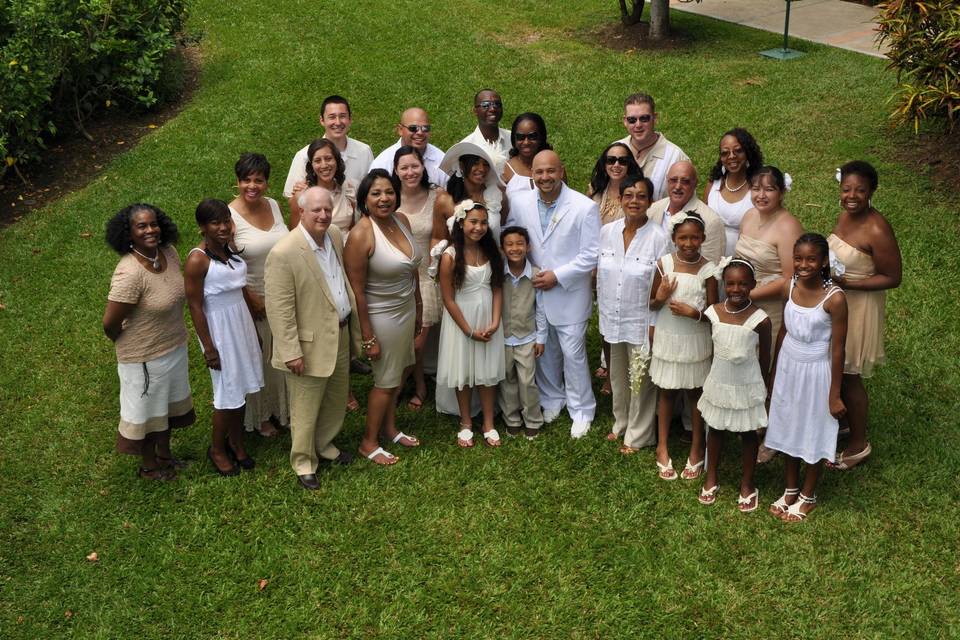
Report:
502,268,539,339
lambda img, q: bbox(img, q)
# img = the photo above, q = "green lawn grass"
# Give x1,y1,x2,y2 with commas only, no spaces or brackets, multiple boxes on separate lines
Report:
2,1,959,638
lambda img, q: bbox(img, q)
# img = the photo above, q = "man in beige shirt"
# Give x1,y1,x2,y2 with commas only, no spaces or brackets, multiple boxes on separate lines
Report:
264,187,360,490
647,160,726,264
615,92,689,201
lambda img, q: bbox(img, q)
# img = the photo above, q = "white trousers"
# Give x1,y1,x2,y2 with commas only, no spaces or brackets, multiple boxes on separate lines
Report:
535,321,596,423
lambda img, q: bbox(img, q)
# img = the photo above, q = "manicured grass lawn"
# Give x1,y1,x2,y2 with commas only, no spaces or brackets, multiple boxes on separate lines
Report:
2,1,958,637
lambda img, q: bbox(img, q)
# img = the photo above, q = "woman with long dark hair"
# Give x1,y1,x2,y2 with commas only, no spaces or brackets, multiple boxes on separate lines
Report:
703,128,764,255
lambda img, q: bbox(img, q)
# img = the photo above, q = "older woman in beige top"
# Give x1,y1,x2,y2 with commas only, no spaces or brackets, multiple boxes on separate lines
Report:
103,204,195,482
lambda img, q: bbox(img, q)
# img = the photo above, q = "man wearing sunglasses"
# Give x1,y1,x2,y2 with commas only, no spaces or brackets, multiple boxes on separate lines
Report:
282,95,375,201
615,93,688,201
460,89,511,175
370,107,448,188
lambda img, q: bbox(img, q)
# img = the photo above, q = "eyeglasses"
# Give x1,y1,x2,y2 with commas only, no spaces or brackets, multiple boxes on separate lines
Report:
515,132,540,141
624,115,653,124
475,100,503,110
401,124,432,133
605,156,631,166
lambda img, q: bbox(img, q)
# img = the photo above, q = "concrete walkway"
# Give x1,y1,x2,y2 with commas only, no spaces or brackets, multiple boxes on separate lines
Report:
669,0,887,58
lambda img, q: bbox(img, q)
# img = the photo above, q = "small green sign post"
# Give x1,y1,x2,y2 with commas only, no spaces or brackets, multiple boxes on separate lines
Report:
760,0,805,60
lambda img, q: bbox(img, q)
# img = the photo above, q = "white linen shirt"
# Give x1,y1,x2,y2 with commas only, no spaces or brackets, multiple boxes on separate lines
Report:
370,139,448,188
597,218,669,345
461,126,512,176
299,225,351,322
283,136,374,198
503,260,548,347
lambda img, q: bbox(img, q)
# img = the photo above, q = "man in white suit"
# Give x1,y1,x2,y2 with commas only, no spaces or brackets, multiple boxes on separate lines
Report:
508,150,600,438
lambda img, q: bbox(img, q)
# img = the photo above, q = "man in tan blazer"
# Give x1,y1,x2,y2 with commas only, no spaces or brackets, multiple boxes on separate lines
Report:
646,160,726,264
265,187,360,490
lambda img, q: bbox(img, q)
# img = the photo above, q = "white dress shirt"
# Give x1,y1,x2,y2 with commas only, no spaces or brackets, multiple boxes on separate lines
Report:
503,260,548,347
597,218,669,345
283,136,374,198
370,139,448,188
299,225,351,322
461,126,512,176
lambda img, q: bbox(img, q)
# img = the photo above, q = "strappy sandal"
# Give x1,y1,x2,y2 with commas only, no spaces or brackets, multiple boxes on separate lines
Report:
782,493,817,522
828,442,871,470
456,426,475,448
737,488,760,513
698,484,719,505
681,457,705,480
391,431,420,447
482,428,501,447
656,457,678,481
769,487,800,516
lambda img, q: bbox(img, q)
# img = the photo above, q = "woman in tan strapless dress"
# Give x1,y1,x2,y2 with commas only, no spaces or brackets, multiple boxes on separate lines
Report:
827,161,901,470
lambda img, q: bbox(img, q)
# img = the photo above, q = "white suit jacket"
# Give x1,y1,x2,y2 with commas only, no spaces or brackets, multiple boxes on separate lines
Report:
508,184,600,325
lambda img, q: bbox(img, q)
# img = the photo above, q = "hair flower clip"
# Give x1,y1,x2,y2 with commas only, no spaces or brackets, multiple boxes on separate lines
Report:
829,249,846,279
783,172,793,192
835,167,842,183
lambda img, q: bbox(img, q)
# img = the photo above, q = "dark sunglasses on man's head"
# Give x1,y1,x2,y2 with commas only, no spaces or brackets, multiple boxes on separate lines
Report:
476,100,503,109
515,132,540,141
605,156,631,166
624,115,653,124
402,124,432,133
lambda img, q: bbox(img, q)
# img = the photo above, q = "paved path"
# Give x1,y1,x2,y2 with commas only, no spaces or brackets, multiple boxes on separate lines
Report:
669,0,887,58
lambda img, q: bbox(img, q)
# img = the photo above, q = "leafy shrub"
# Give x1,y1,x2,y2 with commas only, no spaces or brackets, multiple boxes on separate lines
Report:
0,0,189,176
876,0,960,132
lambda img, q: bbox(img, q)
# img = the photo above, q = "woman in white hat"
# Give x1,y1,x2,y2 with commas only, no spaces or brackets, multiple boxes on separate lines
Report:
432,142,507,246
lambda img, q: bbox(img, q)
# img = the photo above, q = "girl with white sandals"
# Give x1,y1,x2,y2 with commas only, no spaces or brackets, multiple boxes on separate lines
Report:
437,201,505,448
649,213,717,481
674,258,772,512
765,234,848,522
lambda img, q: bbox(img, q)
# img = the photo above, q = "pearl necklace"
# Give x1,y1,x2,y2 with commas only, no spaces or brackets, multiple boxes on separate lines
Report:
724,176,747,192
133,247,161,270
674,252,701,265
724,299,753,314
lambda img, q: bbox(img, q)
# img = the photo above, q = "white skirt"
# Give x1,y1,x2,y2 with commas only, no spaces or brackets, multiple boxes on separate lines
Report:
118,344,193,441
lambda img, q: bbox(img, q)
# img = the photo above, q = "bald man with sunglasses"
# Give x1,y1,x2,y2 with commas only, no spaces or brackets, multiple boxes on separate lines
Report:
614,92,689,201
370,107,449,188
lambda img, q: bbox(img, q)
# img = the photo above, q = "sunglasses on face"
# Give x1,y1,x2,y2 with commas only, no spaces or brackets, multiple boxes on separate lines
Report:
476,100,503,109
402,124,432,133
515,132,540,141
605,155,631,166
624,115,653,124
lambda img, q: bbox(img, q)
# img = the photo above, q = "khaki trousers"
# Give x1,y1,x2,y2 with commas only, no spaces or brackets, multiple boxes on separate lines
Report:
284,325,349,475
498,342,543,429
609,341,657,448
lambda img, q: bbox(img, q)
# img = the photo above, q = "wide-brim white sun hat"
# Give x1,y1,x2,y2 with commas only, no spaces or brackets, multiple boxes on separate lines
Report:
439,142,505,189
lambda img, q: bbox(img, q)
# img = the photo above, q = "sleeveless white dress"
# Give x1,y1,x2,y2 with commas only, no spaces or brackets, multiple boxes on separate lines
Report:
697,305,768,432
436,246,505,390
650,255,715,389
192,249,263,410
707,180,753,257
765,282,844,463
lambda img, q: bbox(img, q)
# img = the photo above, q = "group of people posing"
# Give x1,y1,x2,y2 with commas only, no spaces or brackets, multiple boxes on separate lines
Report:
102,90,901,521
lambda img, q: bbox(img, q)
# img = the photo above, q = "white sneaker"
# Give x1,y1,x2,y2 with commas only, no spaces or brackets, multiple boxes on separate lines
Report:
542,408,561,424
570,421,591,439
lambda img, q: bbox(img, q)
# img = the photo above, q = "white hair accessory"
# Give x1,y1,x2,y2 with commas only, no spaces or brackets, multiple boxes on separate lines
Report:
829,249,846,279
714,256,755,281
783,172,793,192
453,199,478,222
835,167,842,183
427,240,449,280
668,210,704,233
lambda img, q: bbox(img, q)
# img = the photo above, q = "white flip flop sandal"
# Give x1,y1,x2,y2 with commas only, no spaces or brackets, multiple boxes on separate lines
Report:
482,429,501,446
456,427,475,448
364,447,397,465
391,431,420,447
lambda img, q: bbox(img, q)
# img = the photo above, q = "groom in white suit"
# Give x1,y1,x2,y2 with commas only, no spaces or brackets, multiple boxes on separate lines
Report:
508,150,600,438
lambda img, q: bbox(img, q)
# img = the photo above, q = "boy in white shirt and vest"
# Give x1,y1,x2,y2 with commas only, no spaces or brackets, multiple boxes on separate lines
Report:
499,226,547,439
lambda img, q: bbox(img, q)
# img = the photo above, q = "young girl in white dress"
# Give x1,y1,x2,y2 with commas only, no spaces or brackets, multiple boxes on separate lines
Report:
650,213,718,481
184,199,264,477
689,258,772,512
766,233,848,522
437,201,505,448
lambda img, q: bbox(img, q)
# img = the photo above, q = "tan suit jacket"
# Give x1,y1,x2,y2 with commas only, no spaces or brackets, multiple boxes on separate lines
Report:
264,225,360,378
646,195,726,264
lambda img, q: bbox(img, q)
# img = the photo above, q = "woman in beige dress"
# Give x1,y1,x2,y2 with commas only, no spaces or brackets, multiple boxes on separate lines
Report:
228,152,288,437
288,138,357,234
735,166,803,464
394,145,439,410
344,169,423,465
827,161,901,470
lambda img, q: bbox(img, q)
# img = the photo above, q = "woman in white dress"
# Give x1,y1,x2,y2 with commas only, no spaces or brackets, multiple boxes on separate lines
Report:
228,152,288,437
184,199,264,476
702,128,764,257
500,112,553,200
434,142,507,243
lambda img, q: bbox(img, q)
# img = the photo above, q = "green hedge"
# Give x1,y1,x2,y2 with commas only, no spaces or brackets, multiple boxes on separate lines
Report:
0,0,189,175
877,0,960,132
